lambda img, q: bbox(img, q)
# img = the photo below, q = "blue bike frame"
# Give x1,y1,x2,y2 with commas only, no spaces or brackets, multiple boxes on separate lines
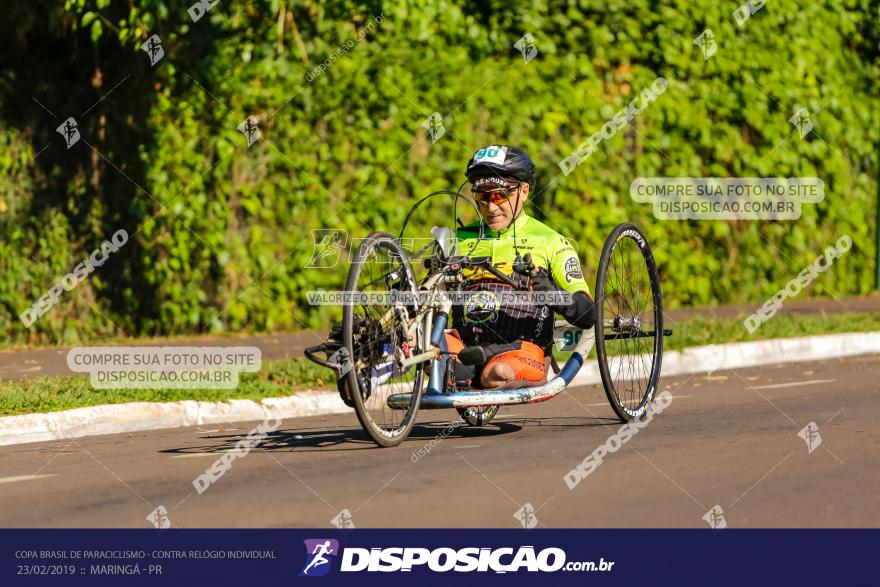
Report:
387,315,594,410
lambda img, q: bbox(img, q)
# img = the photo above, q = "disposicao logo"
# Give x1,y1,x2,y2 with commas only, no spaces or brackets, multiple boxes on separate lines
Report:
300,539,340,577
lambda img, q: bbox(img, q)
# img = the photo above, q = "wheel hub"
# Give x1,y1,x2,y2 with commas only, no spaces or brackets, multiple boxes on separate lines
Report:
613,315,642,334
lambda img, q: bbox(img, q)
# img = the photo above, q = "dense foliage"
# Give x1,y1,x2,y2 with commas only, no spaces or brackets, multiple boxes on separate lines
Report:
1,0,878,344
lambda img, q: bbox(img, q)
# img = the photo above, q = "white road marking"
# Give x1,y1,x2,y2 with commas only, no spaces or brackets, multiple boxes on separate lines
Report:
752,379,836,390
0,474,57,485
454,445,482,449
583,394,693,407
170,453,221,459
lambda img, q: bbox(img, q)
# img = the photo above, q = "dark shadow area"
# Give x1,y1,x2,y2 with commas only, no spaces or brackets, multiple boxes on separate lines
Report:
160,419,526,454
159,412,618,455
0,1,233,338
0,2,165,333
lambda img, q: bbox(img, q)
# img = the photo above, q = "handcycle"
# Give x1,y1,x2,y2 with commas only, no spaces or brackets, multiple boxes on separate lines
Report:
306,191,671,448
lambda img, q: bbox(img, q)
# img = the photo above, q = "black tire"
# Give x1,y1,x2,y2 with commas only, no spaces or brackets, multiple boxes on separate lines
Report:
343,232,424,447
594,223,664,421
456,405,499,426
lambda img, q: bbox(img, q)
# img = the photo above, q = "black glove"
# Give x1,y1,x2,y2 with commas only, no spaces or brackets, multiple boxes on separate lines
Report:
528,268,556,293
557,291,595,329
529,268,595,329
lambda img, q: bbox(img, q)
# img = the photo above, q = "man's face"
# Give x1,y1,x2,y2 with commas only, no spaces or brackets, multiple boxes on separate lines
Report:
475,183,529,230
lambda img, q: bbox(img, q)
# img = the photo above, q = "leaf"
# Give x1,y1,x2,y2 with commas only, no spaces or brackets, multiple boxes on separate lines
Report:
90,20,103,43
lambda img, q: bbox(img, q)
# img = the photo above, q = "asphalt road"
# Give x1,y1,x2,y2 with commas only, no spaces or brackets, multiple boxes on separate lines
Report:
0,354,876,528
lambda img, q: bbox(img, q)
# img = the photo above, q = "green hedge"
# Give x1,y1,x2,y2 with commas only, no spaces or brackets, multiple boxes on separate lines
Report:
1,0,878,344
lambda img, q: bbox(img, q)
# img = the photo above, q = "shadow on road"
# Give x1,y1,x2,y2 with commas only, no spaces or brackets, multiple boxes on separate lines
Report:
161,413,617,456
160,419,531,455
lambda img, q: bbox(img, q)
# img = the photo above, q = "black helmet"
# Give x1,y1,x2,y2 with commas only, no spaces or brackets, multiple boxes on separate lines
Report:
465,145,536,186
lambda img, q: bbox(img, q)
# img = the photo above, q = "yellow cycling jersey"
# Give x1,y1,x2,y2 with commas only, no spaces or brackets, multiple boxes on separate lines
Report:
456,212,590,295
451,212,589,348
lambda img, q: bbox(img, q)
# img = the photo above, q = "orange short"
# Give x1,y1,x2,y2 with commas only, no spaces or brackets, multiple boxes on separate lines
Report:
444,331,545,383
444,330,465,355
485,341,546,382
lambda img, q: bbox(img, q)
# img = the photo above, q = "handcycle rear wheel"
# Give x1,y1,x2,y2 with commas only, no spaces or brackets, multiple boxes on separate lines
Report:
343,232,424,447
594,223,664,421
456,405,499,426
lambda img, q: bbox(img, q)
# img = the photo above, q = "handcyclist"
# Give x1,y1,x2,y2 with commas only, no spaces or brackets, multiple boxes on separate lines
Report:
446,144,595,389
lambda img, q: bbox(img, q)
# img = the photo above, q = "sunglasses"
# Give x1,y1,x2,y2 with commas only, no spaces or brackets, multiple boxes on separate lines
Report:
473,187,519,206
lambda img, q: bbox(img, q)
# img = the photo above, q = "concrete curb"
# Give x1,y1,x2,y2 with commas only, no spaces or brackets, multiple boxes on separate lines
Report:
1,331,878,447
0,393,348,447
568,331,880,388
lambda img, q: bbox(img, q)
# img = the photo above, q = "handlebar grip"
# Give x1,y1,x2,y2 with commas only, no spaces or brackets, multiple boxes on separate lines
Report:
482,263,517,287
455,256,517,287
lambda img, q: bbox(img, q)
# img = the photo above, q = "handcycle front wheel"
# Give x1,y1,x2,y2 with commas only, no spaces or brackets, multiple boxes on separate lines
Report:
594,223,664,421
343,231,425,447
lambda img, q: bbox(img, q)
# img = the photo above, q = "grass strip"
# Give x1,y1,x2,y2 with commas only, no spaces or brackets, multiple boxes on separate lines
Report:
2,312,878,416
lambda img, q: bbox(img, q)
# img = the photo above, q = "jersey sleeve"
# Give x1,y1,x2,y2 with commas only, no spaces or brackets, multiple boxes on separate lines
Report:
548,235,591,296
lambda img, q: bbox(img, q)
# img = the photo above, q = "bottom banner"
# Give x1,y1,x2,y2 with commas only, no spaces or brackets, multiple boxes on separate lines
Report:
2,529,875,585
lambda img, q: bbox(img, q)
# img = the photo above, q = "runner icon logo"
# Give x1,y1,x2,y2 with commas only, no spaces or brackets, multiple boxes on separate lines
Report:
513,33,539,63
702,505,727,529
513,503,538,529
146,505,172,529
300,539,340,577
237,115,261,147
789,107,813,138
421,112,446,142
798,422,822,453
56,117,80,149
693,29,717,60
139,34,165,66
331,509,356,529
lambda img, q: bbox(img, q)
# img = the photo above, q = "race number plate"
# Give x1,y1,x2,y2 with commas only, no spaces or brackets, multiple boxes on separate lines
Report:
554,327,584,352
